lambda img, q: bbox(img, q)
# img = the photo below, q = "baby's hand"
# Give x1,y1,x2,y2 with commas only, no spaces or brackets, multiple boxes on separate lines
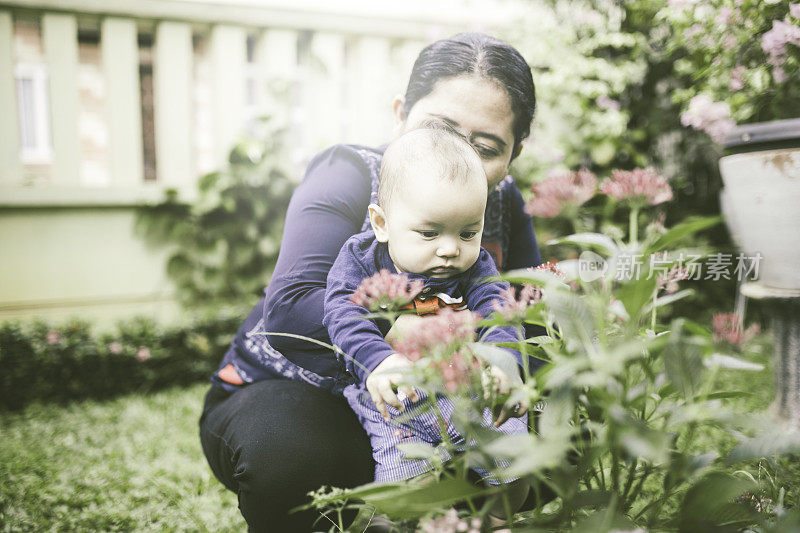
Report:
366,353,420,421
483,365,529,428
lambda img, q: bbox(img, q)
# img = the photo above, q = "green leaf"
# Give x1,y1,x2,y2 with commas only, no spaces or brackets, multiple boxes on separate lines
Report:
644,216,721,255
704,353,764,371
678,472,758,530
727,431,800,463
469,343,522,385
396,442,438,460
642,288,694,313
345,477,491,519
615,274,658,322
547,232,620,254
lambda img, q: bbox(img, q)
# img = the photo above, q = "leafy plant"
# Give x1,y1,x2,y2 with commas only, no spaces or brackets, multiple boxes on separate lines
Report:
136,118,294,306
297,175,799,532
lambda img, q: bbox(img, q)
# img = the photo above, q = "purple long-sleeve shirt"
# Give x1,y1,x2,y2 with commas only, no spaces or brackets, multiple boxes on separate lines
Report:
212,144,541,389
324,230,522,384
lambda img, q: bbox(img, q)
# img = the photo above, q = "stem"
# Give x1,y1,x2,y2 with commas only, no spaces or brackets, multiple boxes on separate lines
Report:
621,459,639,508
516,323,529,380
629,206,639,245
597,457,607,490
650,290,658,331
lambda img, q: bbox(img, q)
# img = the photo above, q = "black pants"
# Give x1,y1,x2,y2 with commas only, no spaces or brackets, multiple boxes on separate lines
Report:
199,380,374,532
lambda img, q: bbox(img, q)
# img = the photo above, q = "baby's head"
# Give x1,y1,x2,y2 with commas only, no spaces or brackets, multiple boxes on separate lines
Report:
369,126,488,279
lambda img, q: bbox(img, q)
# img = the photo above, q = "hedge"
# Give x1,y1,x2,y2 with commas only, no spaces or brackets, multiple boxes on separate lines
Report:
0,307,248,411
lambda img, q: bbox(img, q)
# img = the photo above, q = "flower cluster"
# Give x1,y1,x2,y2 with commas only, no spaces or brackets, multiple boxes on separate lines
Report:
599,168,673,206
712,313,760,348
392,309,479,363
667,1,800,131
350,269,424,312
525,169,597,218
657,265,689,295
492,262,566,320
679,95,736,144
419,509,484,533
762,19,800,74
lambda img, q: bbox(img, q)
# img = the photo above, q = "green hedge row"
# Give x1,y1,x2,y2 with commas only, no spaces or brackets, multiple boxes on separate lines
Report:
0,308,247,411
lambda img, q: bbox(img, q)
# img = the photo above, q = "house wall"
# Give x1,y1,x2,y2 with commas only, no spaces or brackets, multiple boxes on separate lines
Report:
0,0,508,328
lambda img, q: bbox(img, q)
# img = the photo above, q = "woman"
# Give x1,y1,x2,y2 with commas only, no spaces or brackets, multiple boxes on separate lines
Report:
199,33,542,531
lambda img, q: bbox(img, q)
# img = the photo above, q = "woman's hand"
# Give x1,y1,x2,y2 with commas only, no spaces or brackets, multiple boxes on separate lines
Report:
483,365,529,428
366,353,420,421
384,314,425,346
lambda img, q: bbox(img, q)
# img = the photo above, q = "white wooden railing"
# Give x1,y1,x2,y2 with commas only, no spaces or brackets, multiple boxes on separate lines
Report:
0,0,507,205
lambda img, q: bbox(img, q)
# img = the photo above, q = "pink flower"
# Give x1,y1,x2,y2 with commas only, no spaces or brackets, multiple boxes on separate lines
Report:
729,65,746,91
350,270,424,312
712,313,760,347
136,346,151,362
684,24,704,40
492,262,565,319
599,168,673,206
46,330,61,345
680,94,736,143
791,4,800,19
392,308,479,363
108,341,123,354
761,20,800,66
657,265,689,294
773,65,788,83
419,509,481,533
716,6,735,25
492,285,543,320
597,95,621,111
525,169,597,218
723,34,738,51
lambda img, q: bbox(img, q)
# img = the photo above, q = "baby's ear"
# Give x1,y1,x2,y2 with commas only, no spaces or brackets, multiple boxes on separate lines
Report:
368,204,389,242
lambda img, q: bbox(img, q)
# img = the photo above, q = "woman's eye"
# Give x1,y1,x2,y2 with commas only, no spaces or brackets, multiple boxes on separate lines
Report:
474,145,499,158
418,230,438,239
460,231,478,240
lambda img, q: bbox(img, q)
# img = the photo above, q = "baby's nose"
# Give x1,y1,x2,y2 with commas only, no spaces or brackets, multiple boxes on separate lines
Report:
436,238,459,258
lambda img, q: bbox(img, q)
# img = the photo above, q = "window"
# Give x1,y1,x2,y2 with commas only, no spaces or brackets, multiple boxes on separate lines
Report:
15,63,52,164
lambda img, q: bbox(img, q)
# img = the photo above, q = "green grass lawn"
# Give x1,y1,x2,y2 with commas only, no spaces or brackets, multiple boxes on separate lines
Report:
0,383,243,532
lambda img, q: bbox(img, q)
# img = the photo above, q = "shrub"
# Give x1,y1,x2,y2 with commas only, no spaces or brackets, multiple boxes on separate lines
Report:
0,308,246,411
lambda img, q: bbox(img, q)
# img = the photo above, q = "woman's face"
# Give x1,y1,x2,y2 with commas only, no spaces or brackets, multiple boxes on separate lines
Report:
394,75,519,189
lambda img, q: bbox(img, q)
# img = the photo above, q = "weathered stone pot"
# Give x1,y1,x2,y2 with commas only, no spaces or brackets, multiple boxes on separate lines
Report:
719,118,800,289
721,118,800,429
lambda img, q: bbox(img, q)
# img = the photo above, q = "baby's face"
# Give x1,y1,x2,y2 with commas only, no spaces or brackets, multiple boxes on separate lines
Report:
381,171,487,279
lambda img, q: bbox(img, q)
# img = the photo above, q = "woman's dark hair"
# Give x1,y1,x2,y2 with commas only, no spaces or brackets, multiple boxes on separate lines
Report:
403,33,536,151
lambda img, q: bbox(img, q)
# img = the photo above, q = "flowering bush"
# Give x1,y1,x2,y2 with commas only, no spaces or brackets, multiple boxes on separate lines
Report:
301,179,800,531
667,0,800,138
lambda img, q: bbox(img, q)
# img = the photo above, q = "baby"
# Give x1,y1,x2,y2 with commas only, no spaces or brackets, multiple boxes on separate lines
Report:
323,127,528,488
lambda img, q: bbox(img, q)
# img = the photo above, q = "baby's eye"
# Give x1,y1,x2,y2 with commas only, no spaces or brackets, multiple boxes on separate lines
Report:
417,230,438,239
460,231,478,240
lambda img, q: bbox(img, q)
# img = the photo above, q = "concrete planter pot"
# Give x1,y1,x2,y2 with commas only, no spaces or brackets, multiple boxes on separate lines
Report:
719,118,800,290
722,118,800,429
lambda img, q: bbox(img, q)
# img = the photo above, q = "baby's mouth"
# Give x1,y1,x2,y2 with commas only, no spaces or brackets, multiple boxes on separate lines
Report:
428,266,458,275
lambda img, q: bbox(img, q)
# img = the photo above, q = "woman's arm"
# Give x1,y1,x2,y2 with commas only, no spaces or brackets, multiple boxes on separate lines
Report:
504,178,542,270
261,146,372,375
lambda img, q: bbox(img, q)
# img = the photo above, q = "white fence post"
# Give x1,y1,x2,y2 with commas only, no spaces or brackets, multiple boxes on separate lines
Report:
210,24,247,168
153,21,193,188
308,31,345,152
102,17,143,188
42,12,80,186
0,10,22,187
348,36,392,146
